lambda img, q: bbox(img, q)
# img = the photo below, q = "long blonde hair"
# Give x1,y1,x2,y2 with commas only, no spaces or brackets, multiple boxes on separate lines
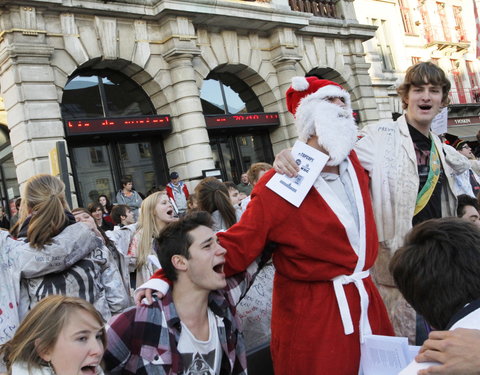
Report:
17,174,69,248
135,191,169,268
0,295,105,373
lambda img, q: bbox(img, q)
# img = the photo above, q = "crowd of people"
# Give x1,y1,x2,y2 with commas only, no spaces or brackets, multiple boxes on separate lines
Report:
1,61,480,375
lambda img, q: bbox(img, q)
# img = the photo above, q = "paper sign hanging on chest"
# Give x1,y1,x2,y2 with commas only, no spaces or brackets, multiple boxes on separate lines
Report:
266,141,328,207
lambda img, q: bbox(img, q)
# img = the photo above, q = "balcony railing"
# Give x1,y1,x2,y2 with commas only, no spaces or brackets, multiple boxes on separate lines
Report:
449,88,480,104
289,0,340,19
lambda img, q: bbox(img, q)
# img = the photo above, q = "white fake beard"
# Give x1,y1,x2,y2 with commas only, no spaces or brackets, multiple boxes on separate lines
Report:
296,100,358,166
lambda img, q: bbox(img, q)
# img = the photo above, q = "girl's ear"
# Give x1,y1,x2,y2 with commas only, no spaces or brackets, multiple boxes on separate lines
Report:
34,338,51,362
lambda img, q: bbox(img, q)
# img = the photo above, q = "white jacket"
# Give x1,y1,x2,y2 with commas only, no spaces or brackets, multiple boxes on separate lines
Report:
355,114,469,286
15,223,130,322
0,224,102,346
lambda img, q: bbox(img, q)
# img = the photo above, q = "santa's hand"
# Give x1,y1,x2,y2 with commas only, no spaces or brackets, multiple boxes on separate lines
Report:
134,288,163,306
416,328,480,374
273,148,298,177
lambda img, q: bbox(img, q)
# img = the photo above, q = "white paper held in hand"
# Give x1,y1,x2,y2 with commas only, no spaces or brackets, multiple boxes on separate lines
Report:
266,141,328,207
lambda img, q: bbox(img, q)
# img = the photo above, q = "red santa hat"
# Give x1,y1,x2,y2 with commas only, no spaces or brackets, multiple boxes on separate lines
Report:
286,76,351,116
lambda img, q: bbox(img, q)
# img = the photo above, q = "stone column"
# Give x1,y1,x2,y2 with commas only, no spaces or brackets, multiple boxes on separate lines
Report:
270,27,303,152
161,17,214,186
0,6,69,188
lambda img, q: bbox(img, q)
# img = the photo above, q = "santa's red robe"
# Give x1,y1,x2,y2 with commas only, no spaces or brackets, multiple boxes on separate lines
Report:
219,151,393,375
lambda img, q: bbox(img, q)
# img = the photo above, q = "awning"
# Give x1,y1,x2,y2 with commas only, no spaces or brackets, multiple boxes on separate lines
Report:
446,125,480,140
446,114,480,140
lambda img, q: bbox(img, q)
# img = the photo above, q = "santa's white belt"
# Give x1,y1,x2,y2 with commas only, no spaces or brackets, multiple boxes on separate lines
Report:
331,270,372,342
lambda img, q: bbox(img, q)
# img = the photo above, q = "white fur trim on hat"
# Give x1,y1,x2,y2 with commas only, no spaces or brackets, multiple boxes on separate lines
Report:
291,76,309,91
300,84,351,109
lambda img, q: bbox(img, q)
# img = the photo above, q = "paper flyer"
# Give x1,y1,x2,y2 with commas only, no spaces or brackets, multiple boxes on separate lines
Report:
266,141,327,207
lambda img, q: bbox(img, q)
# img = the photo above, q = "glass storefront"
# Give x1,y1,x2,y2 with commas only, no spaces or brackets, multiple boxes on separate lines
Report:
200,73,275,183
210,132,274,182
62,69,169,207
70,140,167,206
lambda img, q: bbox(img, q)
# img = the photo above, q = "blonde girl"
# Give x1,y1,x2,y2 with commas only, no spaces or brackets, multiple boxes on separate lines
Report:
13,174,129,321
127,192,177,287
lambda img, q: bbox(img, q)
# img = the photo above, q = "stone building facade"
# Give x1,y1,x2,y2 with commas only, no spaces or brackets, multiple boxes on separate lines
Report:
356,0,480,137
0,0,381,208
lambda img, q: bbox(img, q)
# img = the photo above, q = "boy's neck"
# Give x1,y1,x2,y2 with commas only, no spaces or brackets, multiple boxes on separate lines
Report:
406,115,431,137
172,282,210,340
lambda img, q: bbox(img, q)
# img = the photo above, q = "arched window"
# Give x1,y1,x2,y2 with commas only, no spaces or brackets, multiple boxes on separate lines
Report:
200,72,263,115
61,69,155,119
61,69,168,207
200,72,273,183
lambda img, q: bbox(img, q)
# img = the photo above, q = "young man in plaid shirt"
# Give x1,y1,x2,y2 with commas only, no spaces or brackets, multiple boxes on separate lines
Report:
104,211,266,375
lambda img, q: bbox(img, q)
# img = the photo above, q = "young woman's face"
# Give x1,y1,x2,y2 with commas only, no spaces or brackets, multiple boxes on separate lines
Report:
91,208,103,221
154,194,177,224
40,309,104,375
98,197,107,207
228,188,240,206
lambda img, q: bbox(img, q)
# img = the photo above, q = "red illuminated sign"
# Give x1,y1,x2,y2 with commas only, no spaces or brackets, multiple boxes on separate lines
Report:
205,112,280,129
64,115,171,136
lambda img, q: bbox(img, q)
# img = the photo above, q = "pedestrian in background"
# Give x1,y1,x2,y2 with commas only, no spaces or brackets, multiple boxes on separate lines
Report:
115,176,143,221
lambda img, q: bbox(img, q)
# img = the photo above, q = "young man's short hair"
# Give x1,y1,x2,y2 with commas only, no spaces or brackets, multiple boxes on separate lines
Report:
457,194,479,217
111,204,130,225
155,211,212,282
389,217,480,329
397,62,451,109
223,181,237,191
120,176,132,188
87,202,102,213
247,162,272,185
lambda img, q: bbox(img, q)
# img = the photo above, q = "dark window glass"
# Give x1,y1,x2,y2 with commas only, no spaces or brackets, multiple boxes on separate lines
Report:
62,75,104,118
200,72,262,115
61,69,155,119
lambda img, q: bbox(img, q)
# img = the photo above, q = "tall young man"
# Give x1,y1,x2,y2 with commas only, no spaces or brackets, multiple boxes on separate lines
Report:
104,211,265,374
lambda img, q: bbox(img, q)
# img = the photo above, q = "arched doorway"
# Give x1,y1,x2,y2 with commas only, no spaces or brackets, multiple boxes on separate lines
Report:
61,68,170,206
200,72,276,183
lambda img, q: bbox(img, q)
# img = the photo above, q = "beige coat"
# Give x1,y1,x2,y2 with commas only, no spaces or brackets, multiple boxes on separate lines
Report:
355,114,469,341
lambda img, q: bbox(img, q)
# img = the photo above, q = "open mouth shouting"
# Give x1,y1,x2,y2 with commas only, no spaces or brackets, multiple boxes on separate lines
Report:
418,104,432,111
81,365,99,375
213,260,225,276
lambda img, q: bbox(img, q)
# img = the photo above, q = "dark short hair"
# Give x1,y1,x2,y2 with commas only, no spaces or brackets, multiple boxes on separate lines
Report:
457,194,479,217
390,217,480,329
223,181,237,191
87,202,102,213
155,211,213,282
110,204,130,225
120,176,132,187
397,62,450,109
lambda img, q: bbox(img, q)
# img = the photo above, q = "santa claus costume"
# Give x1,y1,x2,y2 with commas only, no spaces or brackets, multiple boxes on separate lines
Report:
218,77,393,375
